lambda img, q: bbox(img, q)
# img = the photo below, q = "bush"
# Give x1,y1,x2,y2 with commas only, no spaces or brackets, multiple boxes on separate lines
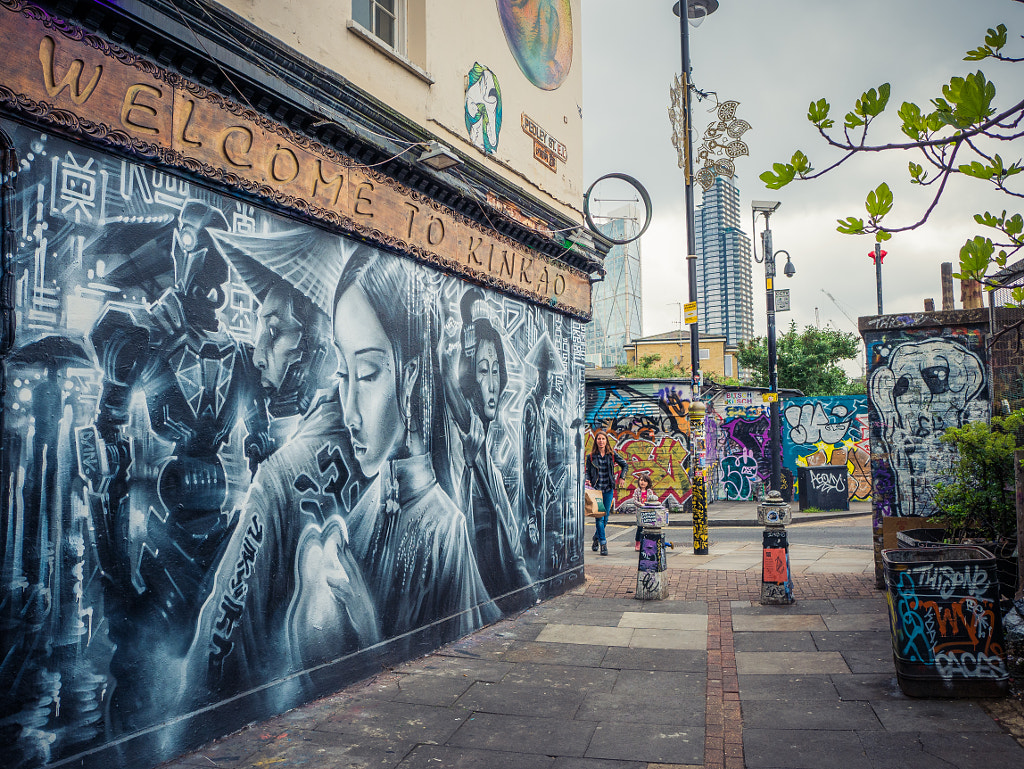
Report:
932,409,1024,542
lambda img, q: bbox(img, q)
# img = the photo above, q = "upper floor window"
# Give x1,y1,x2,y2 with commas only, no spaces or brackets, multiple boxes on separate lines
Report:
353,0,404,54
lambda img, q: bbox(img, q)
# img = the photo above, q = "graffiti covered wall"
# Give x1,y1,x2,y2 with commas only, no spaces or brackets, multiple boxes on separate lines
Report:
865,320,990,521
584,381,694,507
781,395,870,502
0,123,585,768
705,395,774,502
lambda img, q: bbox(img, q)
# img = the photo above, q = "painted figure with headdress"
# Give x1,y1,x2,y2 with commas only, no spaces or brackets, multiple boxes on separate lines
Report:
439,288,536,606
181,228,377,709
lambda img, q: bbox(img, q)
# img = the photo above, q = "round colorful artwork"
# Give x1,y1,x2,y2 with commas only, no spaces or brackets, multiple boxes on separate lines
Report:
496,0,573,91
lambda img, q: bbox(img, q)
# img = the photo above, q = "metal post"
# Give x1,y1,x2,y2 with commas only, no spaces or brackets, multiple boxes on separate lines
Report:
758,491,794,605
678,2,707,556
688,402,708,554
874,242,884,315
763,220,782,494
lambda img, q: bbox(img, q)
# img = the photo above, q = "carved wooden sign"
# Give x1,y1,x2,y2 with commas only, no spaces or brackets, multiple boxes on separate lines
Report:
0,1,590,317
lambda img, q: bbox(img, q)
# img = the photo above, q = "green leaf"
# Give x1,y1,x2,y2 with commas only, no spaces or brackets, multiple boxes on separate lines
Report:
791,150,812,175
898,101,925,140
836,216,866,235
865,182,894,218
876,230,892,242
807,98,833,128
959,235,995,278
844,111,864,128
959,161,995,180
908,161,927,184
1006,213,1023,236
760,163,796,190
935,72,996,128
987,24,1008,51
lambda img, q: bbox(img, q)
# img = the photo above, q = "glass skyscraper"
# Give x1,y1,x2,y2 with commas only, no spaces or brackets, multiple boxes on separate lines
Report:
694,176,754,346
587,205,642,367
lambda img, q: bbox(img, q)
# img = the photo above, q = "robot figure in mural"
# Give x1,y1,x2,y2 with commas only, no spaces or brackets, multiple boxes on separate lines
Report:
86,200,273,730
521,331,566,580
439,288,536,605
868,338,986,517
181,229,378,709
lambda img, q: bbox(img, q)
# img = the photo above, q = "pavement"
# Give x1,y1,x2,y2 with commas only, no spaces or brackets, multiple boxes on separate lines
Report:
159,501,1024,769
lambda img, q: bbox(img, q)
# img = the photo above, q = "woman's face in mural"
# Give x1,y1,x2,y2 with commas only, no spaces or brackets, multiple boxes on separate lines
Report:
474,339,502,422
334,285,405,478
253,285,303,393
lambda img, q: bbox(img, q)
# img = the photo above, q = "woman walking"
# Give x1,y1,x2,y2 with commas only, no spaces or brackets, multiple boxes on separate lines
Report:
585,431,627,556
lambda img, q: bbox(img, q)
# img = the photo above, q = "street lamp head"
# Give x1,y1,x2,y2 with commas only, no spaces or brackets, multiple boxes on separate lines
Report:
672,0,720,21
752,200,781,214
782,253,796,278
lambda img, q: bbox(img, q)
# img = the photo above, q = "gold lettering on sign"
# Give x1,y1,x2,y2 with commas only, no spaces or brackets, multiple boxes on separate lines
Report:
354,182,375,217
177,98,203,148
537,267,550,294
518,257,533,286
39,35,102,105
269,144,299,184
404,202,419,238
500,250,515,280
427,216,445,246
120,84,162,135
312,160,344,206
221,126,254,168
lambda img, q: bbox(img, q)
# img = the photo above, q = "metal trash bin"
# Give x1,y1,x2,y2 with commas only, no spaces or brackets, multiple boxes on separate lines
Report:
883,546,1009,698
635,505,669,600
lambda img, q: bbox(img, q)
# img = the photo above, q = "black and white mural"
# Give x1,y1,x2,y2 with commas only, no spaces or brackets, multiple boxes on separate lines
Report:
0,121,586,769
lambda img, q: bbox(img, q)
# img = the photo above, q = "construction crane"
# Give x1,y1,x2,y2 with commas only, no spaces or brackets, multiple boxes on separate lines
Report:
820,289,859,332
821,289,866,378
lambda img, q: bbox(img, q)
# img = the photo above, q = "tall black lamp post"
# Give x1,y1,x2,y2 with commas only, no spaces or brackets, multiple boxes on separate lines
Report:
752,200,795,494
672,0,719,555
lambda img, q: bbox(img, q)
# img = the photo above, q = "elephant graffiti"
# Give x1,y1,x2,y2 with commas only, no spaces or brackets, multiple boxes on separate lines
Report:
869,338,987,517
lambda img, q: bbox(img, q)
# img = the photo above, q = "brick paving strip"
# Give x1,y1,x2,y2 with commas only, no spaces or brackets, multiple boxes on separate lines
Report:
582,564,878,769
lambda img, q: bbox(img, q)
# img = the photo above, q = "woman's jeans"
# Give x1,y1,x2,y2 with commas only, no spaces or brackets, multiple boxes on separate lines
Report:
595,489,615,543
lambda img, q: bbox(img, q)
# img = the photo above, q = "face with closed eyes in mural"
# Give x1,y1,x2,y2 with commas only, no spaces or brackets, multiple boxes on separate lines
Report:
334,284,411,479
474,338,502,422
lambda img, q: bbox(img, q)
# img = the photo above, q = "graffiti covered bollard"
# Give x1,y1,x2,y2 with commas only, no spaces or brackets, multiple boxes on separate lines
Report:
635,505,670,600
883,546,1009,697
758,491,795,605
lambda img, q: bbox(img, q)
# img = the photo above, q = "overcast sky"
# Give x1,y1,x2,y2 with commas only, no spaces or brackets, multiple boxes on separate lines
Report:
581,0,1020,345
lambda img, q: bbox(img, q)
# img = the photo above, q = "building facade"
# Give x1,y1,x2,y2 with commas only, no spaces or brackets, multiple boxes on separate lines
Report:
586,205,642,367
0,2,601,767
694,176,754,347
624,330,738,381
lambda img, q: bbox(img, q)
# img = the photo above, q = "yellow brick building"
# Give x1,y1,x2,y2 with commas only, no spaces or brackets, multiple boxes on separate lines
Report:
623,330,739,380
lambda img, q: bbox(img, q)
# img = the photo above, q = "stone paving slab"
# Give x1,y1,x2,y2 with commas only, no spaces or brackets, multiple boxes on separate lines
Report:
535,623,635,646
822,612,890,631
733,614,828,632
318,698,467,744
743,728,871,769
600,646,707,672
585,722,705,765
499,639,611,666
737,673,838,701
629,628,706,650
869,700,1005,733
455,680,585,718
618,611,708,631
841,649,896,674
812,630,893,652
736,651,852,675
446,711,597,757
741,700,883,731
857,731,1024,769
398,744,555,769
731,599,839,616
500,662,619,692
734,630,817,653
830,673,901,701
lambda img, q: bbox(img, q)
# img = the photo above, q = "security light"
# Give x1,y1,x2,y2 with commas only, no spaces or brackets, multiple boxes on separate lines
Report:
418,141,462,171
751,200,782,214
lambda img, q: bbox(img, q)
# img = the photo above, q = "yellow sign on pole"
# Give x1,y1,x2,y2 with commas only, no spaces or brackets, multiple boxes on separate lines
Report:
684,301,698,325
762,392,779,403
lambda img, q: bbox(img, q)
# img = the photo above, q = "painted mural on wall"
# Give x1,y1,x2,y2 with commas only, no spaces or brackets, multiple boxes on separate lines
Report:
866,330,989,521
0,122,585,768
465,63,503,154
496,0,573,91
584,382,693,508
781,395,870,502
705,402,773,502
